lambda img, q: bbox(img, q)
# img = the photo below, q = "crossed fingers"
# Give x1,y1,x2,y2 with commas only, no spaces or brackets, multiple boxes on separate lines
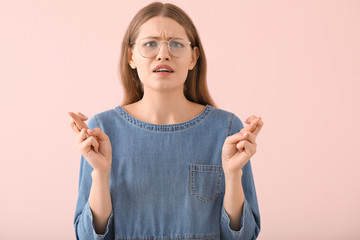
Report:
68,112,90,137
242,115,263,139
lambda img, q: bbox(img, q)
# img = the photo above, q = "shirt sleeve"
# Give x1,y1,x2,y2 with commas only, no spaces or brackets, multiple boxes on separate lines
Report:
73,115,115,240
220,114,261,240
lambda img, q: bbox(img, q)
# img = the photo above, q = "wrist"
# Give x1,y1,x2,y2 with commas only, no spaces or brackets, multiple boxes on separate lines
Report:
91,170,110,183
224,168,243,184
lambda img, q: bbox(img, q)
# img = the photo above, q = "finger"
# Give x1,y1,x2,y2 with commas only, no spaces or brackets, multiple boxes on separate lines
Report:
68,112,88,130
248,117,262,132
77,128,89,143
236,132,256,148
252,119,264,138
243,118,261,137
75,112,88,121
87,127,109,142
77,112,88,119
244,115,260,126
77,128,91,148
80,136,99,153
237,140,256,156
74,123,90,139
243,131,257,145
68,112,88,124
70,119,80,134
245,115,257,124
68,112,83,131
243,116,259,134
226,130,250,144
236,140,245,151
91,137,99,153
245,140,257,156
68,111,87,124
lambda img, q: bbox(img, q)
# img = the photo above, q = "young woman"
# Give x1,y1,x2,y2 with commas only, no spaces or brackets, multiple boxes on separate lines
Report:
69,2,263,240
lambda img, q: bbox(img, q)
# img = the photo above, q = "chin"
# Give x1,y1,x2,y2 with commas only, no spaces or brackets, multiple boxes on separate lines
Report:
145,82,185,92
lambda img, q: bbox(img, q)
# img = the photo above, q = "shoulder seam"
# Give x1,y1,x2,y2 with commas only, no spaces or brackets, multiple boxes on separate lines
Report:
227,113,235,137
94,114,100,129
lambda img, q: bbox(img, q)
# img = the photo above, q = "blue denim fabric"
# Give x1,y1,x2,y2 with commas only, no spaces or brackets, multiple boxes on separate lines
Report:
74,104,260,240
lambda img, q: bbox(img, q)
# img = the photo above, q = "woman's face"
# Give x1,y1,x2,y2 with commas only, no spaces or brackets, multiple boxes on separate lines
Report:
128,16,199,93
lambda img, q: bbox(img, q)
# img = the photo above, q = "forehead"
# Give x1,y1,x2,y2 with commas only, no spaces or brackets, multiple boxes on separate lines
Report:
137,16,188,40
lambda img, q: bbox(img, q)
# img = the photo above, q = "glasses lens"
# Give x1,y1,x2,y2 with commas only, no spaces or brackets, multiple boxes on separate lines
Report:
138,38,189,58
138,38,159,58
169,38,189,57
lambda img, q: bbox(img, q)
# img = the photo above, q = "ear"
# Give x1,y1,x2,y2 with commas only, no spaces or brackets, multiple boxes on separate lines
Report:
189,46,200,70
127,46,136,69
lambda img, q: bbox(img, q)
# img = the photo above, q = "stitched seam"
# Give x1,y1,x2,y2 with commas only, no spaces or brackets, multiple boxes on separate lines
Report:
115,233,220,240
115,105,215,132
227,114,234,137
94,114,100,129
190,164,223,172
190,164,223,203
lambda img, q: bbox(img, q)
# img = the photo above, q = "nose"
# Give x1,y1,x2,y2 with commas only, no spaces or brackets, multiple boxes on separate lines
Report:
156,41,171,60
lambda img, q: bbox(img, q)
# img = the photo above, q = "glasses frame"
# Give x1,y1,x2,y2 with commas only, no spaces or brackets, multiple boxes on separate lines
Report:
133,37,192,58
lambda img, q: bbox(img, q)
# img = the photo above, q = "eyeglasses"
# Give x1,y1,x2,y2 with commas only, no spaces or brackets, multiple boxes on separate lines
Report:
133,37,192,58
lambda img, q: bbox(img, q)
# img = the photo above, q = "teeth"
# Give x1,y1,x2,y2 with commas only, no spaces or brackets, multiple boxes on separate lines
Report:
155,68,171,72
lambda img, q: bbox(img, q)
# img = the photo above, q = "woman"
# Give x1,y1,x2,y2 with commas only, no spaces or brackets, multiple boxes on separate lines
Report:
69,2,263,240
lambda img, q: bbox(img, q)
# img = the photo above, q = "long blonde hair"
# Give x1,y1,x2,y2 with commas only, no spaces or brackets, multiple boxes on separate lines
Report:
118,2,217,108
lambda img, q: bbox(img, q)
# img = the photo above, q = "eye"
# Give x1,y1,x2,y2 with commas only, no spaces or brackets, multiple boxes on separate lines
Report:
143,40,158,48
169,40,184,48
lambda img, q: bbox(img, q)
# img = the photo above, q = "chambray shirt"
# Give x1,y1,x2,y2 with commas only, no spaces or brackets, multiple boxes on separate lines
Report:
74,104,260,240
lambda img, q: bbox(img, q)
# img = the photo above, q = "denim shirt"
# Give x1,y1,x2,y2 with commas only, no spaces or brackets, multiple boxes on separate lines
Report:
74,104,260,240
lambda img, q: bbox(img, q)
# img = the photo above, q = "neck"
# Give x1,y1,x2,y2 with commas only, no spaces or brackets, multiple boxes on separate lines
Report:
133,86,195,125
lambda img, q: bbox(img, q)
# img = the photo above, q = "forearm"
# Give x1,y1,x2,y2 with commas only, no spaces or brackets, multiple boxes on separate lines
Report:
89,170,112,235
223,170,244,231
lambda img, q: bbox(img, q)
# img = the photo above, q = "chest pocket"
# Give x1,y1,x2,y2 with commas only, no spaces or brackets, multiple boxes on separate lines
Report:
190,164,223,203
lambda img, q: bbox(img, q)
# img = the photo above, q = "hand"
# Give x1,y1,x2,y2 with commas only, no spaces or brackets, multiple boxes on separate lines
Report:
222,115,264,177
68,112,112,176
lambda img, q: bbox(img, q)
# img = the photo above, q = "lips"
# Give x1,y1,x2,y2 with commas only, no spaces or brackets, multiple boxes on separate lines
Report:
152,64,174,72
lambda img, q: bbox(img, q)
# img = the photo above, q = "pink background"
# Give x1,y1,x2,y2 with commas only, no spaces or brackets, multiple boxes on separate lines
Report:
1,0,359,239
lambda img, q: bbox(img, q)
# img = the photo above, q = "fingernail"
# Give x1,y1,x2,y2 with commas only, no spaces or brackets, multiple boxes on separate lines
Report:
87,129,94,133
242,132,248,136
79,112,87,117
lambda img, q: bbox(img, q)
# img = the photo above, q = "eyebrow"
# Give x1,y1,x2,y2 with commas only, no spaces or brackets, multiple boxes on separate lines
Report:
142,36,182,40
